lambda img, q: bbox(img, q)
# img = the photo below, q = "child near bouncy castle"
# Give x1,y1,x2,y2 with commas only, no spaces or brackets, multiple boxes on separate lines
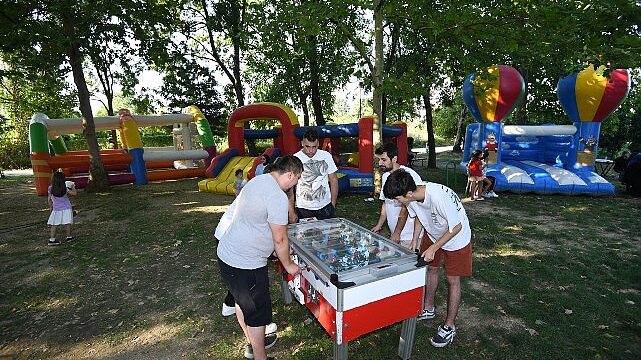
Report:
467,150,485,201
233,168,247,197
480,149,498,198
47,170,77,246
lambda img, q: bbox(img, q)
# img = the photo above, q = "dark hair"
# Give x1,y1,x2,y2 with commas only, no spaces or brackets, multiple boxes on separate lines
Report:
471,149,483,160
235,169,243,176
270,155,303,175
375,142,399,159
383,170,417,199
262,153,270,163
407,137,414,147
50,171,67,197
302,128,318,142
482,148,490,159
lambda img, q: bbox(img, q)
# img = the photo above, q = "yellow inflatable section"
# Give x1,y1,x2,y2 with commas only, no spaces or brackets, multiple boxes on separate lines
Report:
198,156,256,195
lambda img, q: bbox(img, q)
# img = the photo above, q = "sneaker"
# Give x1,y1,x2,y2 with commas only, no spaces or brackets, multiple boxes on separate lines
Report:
221,302,236,316
47,239,60,246
430,324,456,347
265,322,277,336
473,196,484,201
244,333,277,359
490,191,499,198
417,306,436,320
65,236,75,242
481,193,492,199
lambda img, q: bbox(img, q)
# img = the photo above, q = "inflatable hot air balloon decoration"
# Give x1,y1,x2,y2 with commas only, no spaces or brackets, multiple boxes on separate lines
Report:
557,65,631,168
462,65,525,164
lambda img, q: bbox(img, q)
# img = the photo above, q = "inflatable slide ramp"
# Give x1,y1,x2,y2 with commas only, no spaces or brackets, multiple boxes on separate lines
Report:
198,156,255,195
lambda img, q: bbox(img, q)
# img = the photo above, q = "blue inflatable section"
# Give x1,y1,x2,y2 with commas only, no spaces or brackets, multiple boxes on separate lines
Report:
461,123,614,195
336,168,373,193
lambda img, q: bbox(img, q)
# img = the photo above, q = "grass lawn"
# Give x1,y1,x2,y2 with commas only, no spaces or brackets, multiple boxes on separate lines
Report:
1,153,640,359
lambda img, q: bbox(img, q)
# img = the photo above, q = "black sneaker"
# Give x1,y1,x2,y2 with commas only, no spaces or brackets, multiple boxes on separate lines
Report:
47,239,61,246
65,236,75,242
430,324,456,347
244,333,277,359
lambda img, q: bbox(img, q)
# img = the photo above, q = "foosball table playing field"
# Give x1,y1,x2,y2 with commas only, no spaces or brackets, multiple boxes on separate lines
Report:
275,218,427,360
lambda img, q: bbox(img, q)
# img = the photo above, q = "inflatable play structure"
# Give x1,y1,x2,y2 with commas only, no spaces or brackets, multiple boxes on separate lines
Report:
29,106,216,195
461,65,630,195
198,102,410,195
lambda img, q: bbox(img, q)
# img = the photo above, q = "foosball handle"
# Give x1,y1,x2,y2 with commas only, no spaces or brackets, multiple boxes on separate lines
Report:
330,273,355,289
415,250,428,268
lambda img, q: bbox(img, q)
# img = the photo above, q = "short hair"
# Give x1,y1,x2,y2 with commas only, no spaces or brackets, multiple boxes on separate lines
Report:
262,153,270,163
269,155,303,175
375,142,399,159
302,128,319,142
383,170,417,199
235,169,243,176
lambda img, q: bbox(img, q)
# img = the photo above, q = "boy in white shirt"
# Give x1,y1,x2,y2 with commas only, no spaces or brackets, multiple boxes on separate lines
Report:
292,129,339,221
383,170,472,348
371,142,423,249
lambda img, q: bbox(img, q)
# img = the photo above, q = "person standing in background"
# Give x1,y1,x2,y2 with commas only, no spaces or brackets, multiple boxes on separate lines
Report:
292,129,338,221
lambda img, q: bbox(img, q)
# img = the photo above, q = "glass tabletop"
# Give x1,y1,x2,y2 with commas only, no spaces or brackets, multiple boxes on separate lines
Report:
287,218,414,275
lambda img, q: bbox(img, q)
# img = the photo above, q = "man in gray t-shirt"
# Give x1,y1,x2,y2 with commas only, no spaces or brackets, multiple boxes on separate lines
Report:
216,156,302,360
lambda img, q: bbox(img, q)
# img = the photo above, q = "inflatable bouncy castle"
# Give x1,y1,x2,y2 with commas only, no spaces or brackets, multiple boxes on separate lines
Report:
198,102,410,195
461,65,631,195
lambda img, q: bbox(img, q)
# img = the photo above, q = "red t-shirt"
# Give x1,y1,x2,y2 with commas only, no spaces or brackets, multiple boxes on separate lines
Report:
468,159,483,177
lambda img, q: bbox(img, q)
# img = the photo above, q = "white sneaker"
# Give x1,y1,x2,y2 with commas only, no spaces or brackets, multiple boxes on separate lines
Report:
490,191,499,198
221,303,236,316
265,322,277,335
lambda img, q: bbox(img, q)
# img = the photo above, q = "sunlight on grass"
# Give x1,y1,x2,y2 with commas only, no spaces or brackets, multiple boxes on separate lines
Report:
58,323,185,359
563,205,589,213
504,224,523,232
181,205,228,214
174,201,199,206
476,244,535,258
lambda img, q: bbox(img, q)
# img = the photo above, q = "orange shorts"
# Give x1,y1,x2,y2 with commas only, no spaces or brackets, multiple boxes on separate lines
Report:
422,238,472,277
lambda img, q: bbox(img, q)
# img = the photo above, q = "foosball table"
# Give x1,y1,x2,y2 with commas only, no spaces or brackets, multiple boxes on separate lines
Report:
276,218,427,360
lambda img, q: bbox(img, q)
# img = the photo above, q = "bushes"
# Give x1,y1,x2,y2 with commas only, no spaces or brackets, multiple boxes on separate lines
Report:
0,135,30,170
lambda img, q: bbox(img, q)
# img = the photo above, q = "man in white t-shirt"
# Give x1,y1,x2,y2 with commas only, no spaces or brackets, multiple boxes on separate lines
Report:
216,156,303,360
383,170,472,349
371,142,423,249
292,129,339,221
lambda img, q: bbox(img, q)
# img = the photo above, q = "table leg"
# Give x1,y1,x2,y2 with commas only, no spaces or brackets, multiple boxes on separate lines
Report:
280,276,292,305
333,341,348,360
397,317,417,360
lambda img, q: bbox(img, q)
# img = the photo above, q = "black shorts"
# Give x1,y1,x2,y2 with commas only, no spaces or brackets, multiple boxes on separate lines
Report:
218,260,273,327
296,202,336,220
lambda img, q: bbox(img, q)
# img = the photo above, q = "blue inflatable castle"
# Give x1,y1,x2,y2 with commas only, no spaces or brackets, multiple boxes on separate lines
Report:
461,65,630,195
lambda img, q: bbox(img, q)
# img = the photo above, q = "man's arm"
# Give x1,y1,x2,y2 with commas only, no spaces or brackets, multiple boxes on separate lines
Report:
328,172,339,207
270,223,301,276
410,216,423,251
286,188,298,223
371,202,387,233
390,205,409,242
422,223,462,262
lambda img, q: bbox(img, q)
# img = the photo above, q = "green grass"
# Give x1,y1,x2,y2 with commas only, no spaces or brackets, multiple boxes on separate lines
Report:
1,157,640,359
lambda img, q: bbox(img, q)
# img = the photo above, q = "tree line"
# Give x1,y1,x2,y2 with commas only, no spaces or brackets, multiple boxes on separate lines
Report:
1,0,639,190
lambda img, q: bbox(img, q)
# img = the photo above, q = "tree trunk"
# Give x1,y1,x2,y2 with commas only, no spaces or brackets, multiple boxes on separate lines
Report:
372,0,384,195
422,92,436,169
372,0,384,144
308,35,325,126
297,87,310,127
62,13,109,192
453,104,466,152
